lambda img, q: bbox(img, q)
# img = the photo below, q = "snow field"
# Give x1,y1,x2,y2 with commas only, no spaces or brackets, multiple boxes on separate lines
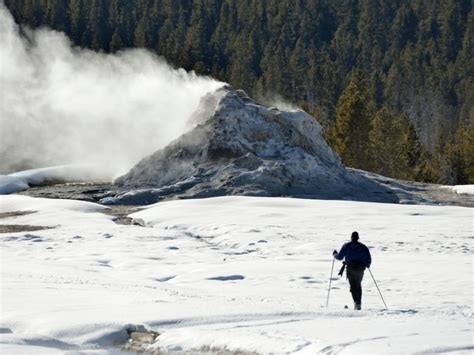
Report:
0,195,472,354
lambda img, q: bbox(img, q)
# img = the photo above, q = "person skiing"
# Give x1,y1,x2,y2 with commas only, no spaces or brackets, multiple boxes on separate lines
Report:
333,231,371,310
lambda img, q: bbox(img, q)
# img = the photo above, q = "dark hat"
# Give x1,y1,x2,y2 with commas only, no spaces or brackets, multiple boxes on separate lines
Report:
351,231,359,241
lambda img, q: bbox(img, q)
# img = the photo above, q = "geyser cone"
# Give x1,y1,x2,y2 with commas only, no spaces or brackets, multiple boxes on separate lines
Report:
107,86,397,205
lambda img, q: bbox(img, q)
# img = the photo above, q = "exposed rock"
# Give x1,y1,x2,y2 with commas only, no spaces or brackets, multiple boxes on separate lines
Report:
127,330,160,344
103,85,400,205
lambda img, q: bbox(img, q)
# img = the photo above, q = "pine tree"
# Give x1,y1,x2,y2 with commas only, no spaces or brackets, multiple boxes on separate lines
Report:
82,0,108,50
463,120,474,183
110,29,123,52
183,2,211,73
442,122,469,184
368,107,403,177
229,33,258,93
399,116,432,181
45,0,68,33
329,71,373,169
134,14,148,48
20,0,44,28
68,0,85,44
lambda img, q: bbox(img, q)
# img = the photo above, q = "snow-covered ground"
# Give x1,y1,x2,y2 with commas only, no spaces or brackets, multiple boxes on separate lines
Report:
0,195,472,354
449,185,474,196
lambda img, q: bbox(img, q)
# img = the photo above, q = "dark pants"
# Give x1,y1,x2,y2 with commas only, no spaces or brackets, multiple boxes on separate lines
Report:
347,266,364,305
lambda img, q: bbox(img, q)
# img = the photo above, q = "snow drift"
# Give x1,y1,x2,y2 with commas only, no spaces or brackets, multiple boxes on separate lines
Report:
106,86,398,205
448,185,474,196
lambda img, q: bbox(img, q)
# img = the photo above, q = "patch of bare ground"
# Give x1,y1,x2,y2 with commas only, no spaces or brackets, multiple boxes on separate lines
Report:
123,331,259,355
355,169,474,207
421,186,474,207
104,206,140,225
0,211,53,233
0,210,37,219
19,182,114,202
0,224,54,233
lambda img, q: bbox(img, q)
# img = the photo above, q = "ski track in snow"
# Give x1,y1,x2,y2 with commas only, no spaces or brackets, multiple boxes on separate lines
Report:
0,195,472,354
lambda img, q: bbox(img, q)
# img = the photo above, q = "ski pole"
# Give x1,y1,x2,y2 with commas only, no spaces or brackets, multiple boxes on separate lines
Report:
368,268,388,310
326,257,335,308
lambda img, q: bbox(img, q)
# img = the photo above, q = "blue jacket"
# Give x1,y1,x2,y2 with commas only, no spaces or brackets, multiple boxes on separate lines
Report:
335,241,372,268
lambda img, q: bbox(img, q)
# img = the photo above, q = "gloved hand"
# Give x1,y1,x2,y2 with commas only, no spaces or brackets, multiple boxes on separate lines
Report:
332,250,338,257
338,262,346,276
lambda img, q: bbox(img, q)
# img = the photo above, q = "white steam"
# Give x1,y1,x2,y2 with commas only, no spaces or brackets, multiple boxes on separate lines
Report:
257,93,302,112
0,5,223,179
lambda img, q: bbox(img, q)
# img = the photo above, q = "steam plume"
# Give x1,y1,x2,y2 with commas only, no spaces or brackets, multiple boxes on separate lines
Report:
0,5,222,179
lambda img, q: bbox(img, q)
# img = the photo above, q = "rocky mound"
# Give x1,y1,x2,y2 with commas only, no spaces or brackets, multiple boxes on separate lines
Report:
103,86,398,205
